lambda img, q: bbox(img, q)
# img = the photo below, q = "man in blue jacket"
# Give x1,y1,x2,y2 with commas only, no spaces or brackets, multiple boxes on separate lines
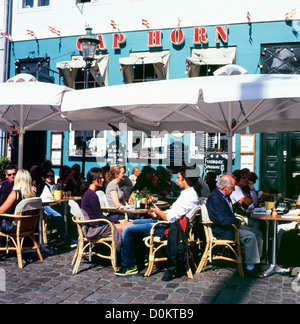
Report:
206,174,264,278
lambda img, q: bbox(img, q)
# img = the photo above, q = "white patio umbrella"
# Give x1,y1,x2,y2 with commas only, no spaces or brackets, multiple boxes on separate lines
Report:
61,71,300,172
0,74,73,168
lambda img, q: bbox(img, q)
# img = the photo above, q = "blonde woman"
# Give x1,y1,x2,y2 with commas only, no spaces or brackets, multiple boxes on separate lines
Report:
0,169,35,215
105,164,127,208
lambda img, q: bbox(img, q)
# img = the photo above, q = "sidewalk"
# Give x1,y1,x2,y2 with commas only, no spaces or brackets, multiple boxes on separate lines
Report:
0,248,299,304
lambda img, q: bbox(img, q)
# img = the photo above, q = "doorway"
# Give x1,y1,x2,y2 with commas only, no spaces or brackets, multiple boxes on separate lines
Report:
23,131,46,171
260,132,300,199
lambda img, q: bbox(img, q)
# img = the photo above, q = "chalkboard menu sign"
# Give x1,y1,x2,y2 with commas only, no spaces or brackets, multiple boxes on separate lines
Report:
203,153,227,180
106,141,126,166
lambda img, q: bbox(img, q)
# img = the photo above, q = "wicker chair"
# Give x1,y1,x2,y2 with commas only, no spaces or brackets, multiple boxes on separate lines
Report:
144,205,202,278
69,200,118,274
96,190,128,221
196,201,245,277
0,197,43,269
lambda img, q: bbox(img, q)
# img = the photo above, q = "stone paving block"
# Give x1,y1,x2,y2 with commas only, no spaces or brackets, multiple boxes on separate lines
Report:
0,248,300,304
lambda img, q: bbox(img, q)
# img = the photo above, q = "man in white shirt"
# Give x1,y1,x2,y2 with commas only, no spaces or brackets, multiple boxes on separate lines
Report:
40,170,66,245
115,166,201,276
230,169,259,229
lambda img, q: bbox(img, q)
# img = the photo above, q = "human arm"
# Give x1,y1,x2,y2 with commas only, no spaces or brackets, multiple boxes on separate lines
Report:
297,195,300,208
0,190,17,214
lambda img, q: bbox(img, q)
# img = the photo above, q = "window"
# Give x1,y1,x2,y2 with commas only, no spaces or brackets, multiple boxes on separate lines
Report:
76,0,91,3
186,47,236,77
38,0,49,6
68,130,107,157
57,55,109,89
119,51,170,84
15,57,50,79
261,44,300,74
23,0,33,8
22,0,49,8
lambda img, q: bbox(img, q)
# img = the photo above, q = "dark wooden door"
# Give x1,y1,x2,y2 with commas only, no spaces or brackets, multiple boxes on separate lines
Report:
261,132,300,199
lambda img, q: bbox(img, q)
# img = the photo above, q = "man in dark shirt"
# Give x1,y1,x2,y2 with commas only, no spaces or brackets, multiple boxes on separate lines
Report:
0,165,18,248
0,165,18,206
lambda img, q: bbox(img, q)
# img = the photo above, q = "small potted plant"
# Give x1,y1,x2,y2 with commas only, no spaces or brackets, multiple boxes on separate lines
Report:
53,183,64,200
139,187,151,208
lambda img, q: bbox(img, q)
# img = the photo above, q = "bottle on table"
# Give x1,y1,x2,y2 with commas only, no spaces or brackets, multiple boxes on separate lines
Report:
135,190,141,209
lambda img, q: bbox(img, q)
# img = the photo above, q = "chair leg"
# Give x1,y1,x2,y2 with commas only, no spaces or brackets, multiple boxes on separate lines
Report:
196,242,210,274
16,236,23,269
29,235,43,262
73,239,84,275
71,243,79,266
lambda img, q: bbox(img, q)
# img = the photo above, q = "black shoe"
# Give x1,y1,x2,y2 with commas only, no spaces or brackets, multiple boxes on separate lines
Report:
245,268,264,278
162,270,175,282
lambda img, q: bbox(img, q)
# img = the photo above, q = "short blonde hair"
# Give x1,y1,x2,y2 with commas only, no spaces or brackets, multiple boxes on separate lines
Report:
13,169,36,199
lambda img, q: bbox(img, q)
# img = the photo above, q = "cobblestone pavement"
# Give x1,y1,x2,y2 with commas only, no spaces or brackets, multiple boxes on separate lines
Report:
0,248,300,305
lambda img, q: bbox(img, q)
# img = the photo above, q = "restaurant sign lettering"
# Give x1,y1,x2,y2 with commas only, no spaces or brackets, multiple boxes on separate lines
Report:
76,26,228,50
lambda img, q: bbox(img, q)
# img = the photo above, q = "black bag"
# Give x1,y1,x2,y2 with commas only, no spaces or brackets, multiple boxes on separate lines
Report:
278,229,300,267
0,219,15,234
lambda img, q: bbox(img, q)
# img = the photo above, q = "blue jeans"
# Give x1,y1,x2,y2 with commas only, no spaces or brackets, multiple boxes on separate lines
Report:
120,218,166,267
44,206,66,240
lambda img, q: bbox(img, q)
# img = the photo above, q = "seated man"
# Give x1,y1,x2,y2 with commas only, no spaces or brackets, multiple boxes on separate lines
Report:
115,166,201,277
40,170,67,245
206,174,264,278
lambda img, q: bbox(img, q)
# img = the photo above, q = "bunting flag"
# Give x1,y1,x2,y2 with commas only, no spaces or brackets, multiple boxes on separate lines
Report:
247,11,251,23
111,20,118,29
142,19,150,29
285,8,297,20
48,26,61,37
26,29,36,37
0,31,12,41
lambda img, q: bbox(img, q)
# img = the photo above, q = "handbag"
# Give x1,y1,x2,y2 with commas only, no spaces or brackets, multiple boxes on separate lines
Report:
0,219,15,234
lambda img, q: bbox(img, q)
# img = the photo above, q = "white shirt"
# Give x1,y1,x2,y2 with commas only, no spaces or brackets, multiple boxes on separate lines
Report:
166,187,200,223
230,185,257,210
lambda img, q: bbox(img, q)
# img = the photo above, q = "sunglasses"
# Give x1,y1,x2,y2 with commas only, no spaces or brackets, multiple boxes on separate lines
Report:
46,174,55,178
7,172,16,177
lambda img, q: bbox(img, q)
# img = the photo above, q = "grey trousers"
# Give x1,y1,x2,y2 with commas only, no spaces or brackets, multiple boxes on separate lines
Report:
238,225,263,265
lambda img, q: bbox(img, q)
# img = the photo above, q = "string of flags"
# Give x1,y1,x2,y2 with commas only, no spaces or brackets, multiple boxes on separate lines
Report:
285,8,297,20
142,19,150,29
111,20,118,30
247,11,251,23
0,31,13,41
48,26,61,37
26,29,36,37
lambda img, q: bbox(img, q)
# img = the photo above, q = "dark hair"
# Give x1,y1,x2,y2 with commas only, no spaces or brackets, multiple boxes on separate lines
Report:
233,169,247,182
5,164,18,172
59,165,71,179
86,167,102,185
178,166,202,197
249,172,258,184
82,167,102,194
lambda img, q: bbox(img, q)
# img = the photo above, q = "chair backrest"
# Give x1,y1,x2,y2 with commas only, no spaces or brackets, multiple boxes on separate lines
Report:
199,199,214,239
96,190,109,207
14,197,42,234
69,200,85,221
186,205,202,222
15,197,42,214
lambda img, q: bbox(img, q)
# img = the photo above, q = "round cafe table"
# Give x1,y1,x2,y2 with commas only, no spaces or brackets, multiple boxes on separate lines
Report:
42,196,82,241
252,212,300,277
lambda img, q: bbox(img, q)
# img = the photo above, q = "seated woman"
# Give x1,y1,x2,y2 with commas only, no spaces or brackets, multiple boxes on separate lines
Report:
105,164,128,209
0,169,36,236
81,168,132,237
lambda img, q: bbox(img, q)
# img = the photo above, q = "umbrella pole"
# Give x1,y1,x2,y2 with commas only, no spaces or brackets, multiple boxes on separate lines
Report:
18,105,24,169
227,134,233,174
227,102,233,174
